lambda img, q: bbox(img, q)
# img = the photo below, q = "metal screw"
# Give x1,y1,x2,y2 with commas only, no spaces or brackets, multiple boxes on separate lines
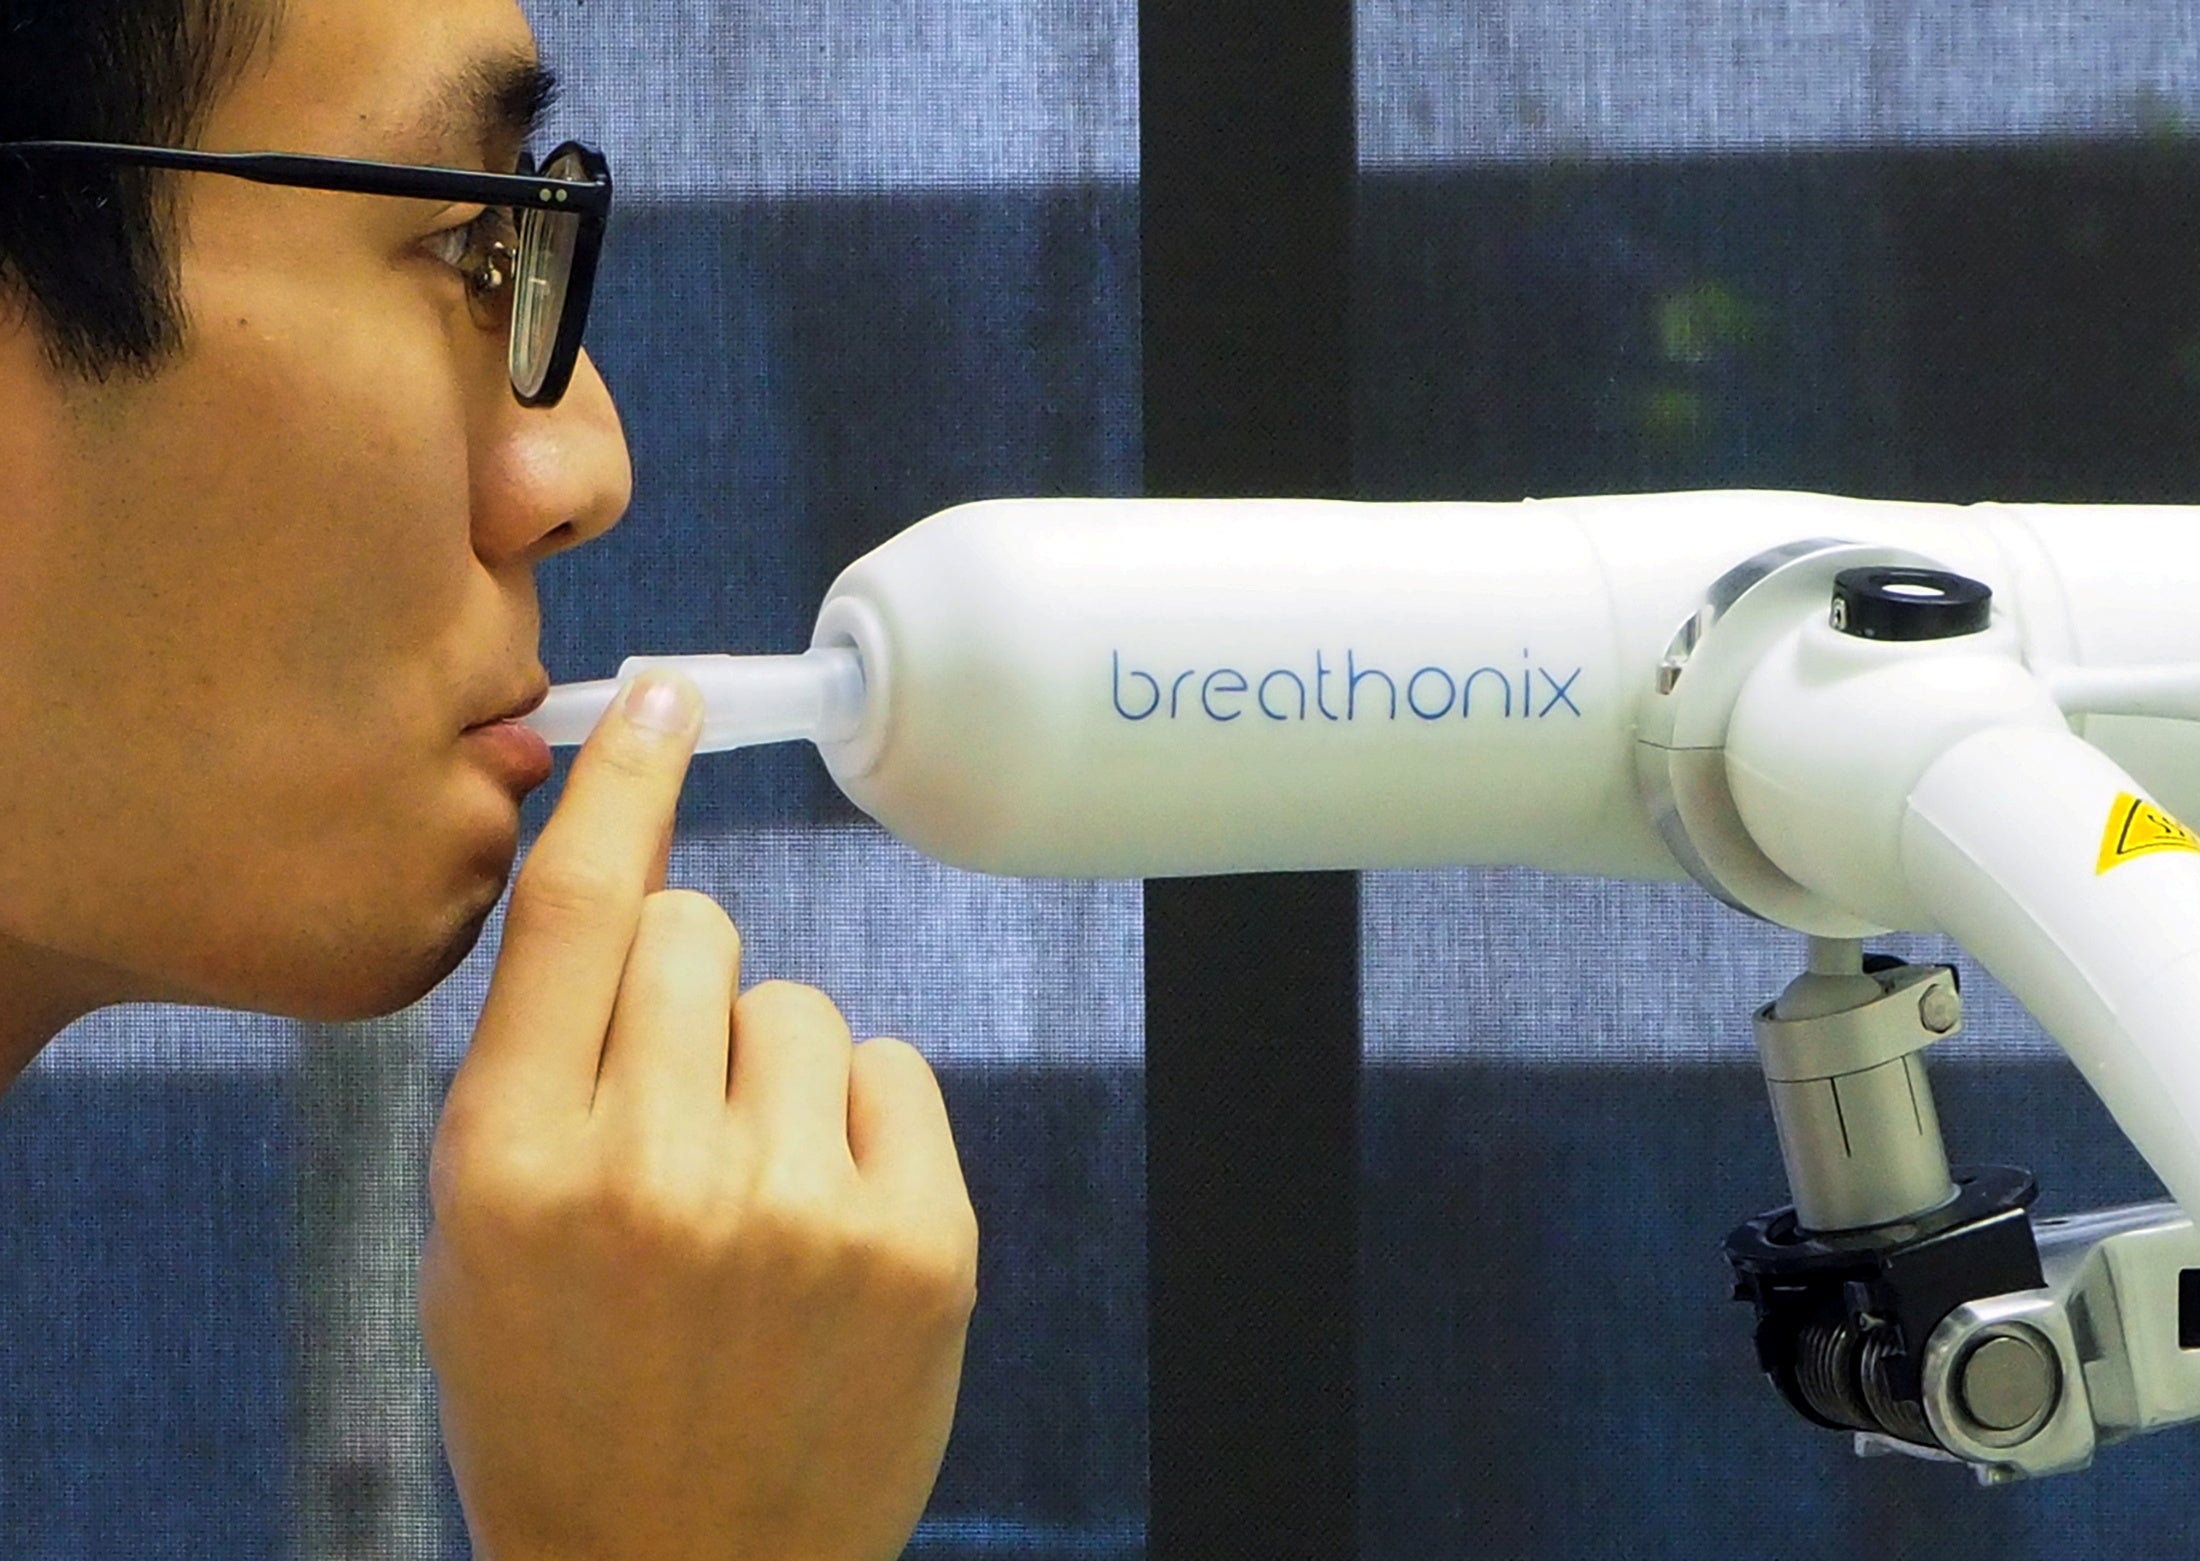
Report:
1919,983,1962,1035
1957,1333,2058,1434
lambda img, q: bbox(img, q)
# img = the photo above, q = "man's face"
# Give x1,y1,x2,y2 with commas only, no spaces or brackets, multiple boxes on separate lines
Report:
0,0,633,1022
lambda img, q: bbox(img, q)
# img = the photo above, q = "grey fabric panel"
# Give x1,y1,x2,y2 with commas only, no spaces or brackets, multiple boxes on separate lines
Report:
292,1011,442,1561
525,0,1138,192
33,1004,297,1074
1358,0,2200,167
397,826,1142,1073
1363,867,2062,1065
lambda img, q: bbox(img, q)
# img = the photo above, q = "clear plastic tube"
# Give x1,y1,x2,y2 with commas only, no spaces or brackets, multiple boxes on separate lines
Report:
521,647,868,754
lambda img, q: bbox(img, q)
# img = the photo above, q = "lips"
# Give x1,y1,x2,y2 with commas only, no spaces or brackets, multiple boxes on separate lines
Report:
461,712,556,795
466,678,552,733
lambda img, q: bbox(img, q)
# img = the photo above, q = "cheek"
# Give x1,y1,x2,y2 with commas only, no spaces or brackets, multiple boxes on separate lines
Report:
109,272,481,722
0,263,512,1005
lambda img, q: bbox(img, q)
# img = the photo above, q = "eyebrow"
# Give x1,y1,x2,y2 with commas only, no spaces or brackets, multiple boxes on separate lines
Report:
410,52,563,166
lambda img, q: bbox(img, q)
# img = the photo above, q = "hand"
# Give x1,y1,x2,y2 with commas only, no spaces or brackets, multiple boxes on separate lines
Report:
422,671,979,1561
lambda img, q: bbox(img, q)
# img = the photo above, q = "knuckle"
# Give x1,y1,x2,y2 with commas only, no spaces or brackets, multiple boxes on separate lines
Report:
948,1193,982,1271
430,1132,586,1250
593,1144,731,1258
937,1193,983,1300
866,1218,981,1321
507,855,627,938
748,1158,846,1238
739,980,849,1035
635,888,740,956
853,1035,939,1094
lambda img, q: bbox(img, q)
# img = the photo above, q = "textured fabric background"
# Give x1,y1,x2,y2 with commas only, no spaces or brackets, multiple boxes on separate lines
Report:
1357,0,2200,167
10,0,2200,1556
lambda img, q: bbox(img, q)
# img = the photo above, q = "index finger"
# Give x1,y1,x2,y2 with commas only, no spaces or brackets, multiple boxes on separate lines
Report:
455,670,704,1118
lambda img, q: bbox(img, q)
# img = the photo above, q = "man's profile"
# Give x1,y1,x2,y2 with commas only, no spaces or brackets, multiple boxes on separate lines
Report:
0,1,979,1555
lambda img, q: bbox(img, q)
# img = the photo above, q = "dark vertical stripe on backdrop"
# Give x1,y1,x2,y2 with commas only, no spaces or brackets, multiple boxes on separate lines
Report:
1140,0,1360,1556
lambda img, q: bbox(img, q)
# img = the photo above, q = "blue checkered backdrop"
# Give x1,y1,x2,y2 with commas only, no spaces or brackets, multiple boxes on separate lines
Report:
0,2,1143,1556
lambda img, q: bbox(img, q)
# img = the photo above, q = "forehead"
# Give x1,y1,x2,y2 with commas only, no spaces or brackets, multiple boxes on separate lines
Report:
208,0,543,162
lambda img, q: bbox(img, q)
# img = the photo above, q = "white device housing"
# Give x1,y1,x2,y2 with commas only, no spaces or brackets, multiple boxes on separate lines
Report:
799,489,2200,1215
807,491,2200,881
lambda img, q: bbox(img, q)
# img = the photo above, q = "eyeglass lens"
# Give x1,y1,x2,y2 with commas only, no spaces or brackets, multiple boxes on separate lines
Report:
510,147,585,401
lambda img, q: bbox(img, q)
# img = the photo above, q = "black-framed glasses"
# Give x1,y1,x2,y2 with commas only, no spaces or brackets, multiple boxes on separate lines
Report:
0,139,612,408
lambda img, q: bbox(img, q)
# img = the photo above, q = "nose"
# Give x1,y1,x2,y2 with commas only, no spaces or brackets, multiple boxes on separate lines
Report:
469,348,634,569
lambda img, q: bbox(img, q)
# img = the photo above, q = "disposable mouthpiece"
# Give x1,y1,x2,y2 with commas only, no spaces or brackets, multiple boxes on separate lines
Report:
521,647,868,754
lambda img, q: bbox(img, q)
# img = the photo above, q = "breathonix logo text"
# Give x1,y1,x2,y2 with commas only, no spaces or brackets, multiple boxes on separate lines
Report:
1111,649,1584,725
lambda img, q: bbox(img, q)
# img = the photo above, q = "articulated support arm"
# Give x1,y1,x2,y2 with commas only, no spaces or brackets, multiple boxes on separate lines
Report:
1723,945,2200,1485
1644,542,2200,1481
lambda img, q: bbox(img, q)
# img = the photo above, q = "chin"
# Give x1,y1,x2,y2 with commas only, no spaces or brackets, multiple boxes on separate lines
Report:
155,785,524,1024
242,871,508,1026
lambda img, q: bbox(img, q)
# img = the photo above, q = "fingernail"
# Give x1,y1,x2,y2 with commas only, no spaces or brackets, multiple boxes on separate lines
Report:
622,672,699,736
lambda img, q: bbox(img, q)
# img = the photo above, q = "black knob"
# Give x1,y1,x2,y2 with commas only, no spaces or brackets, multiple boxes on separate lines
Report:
1830,567,1992,642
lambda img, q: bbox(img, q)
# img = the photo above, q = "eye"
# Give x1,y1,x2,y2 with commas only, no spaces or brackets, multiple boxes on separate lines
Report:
425,207,519,290
426,208,483,268
425,206,523,334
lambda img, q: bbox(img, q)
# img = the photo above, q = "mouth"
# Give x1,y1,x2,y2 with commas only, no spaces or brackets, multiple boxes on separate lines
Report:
465,678,552,733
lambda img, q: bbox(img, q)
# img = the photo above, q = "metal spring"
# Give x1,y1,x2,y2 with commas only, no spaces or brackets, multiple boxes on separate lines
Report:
1860,1331,1938,1446
1792,1308,1877,1433
1791,1305,1941,1448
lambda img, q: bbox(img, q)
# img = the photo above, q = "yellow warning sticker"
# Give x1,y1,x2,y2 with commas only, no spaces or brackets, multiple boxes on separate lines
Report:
2098,792,2200,874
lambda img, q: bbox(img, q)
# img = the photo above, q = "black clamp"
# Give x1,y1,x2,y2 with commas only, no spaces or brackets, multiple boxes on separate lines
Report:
1724,1166,2044,1446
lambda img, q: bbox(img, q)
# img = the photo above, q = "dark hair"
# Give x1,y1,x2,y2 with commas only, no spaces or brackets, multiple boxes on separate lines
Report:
0,0,280,381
